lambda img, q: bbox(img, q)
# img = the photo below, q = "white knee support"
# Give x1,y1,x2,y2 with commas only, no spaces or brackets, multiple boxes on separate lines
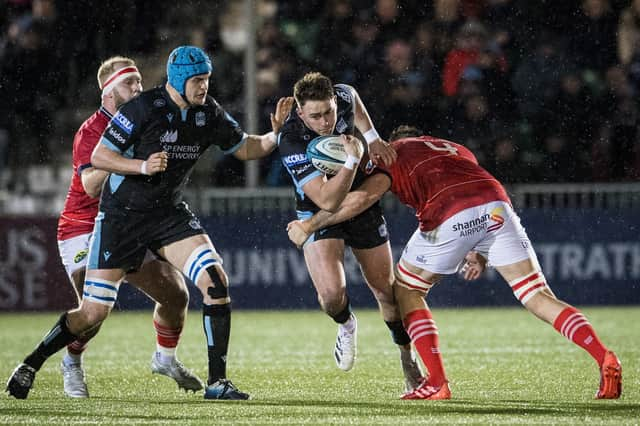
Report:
509,271,547,305
183,244,222,285
394,262,434,292
83,278,121,307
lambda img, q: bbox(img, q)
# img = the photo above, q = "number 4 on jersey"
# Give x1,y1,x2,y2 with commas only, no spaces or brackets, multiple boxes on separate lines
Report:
424,141,458,155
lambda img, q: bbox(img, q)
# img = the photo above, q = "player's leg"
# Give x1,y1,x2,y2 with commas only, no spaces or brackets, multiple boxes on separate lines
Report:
303,238,358,371
352,241,423,391
125,258,203,392
393,259,451,400
57,234,102,397
485,202,621,399
6,268,125,399
157,234,248,400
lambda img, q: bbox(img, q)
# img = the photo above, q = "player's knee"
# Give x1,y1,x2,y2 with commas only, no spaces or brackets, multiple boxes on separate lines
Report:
76,302,110,330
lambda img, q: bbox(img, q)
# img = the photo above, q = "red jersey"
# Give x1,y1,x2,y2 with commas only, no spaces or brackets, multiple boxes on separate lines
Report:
381,136,510,231
57,107,112,240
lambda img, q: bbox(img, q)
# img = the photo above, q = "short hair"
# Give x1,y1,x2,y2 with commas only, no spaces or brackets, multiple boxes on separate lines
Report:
293,72,334,106
97,56,137,89
389,125,423,141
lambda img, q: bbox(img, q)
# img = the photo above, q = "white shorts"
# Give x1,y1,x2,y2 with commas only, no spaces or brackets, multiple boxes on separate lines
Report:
58,233,156,279
401,201,540,275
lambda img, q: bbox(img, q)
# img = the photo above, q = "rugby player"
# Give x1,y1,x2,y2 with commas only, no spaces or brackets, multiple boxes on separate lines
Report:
277,72,424,391
55,56,201,397
7,46,293,400
287,125,622,400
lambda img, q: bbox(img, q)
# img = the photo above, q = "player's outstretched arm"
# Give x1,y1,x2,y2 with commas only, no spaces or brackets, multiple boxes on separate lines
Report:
287,173,391,248
234,97,294,160
352,88,397,167
92,142,167,175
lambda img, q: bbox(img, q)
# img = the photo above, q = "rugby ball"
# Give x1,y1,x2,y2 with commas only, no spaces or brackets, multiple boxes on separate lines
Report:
306,135,347,175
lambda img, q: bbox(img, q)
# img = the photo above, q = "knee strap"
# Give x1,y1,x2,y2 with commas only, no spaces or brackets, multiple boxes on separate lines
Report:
183,243,223,285
509,271,547,304
394,262,434,293
83,278,120,307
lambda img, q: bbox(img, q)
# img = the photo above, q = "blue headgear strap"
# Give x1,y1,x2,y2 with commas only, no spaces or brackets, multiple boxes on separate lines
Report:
166,46,213,98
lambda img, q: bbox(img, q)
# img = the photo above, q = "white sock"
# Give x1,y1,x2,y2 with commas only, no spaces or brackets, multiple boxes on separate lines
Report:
63,351,82,367
156,344,177,365
341,314,357,333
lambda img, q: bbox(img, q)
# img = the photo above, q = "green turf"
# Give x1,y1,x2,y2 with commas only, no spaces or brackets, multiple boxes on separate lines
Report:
1,307,638,425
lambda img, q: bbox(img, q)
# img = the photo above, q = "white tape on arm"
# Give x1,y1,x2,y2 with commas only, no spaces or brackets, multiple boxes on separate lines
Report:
363,128,380,145
343,154,360,170
140,160,148,175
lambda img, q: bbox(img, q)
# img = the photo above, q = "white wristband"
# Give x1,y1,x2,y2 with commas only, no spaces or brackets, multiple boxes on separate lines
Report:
363,128,380,145
343,154,360,170
140,160,148,175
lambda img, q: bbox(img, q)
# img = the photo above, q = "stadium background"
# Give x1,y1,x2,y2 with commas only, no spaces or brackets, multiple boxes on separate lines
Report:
0,0,639,311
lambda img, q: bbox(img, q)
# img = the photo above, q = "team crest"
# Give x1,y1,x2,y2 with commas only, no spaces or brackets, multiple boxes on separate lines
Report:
160,130,178,143
335,118,347,133
195,111,206,127
73,249,88,263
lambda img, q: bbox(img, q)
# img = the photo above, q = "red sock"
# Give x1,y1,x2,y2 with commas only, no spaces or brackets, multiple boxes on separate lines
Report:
404,309,447,386
67,336,90,355
154,320,182,351
553,306,607,366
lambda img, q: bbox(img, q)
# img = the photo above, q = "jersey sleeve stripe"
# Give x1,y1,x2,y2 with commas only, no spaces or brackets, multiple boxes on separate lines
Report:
297,170,323,188
222,133,248,155
100,136,123,153
77,163,92,176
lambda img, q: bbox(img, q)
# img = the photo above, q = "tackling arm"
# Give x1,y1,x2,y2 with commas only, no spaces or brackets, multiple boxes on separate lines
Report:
81,168,109,198
288,173,391,247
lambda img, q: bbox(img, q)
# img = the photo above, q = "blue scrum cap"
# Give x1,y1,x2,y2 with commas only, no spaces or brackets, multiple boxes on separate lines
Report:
166,46,213,95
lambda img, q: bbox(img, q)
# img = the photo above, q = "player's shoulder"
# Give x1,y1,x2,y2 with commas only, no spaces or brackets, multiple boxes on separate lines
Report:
280,113,307,140
334,83,356,104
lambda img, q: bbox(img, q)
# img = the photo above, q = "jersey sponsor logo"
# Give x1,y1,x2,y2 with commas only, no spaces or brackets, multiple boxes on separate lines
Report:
335,118,347,133
335,88,351,103
153,98,166,107
189,218,202,230
452,208,504,237
113,112,134,135
107,127,126,144
293,163,312,176
195,111,206,127
160,130,178,143
284,153,308,167
73,249,88,263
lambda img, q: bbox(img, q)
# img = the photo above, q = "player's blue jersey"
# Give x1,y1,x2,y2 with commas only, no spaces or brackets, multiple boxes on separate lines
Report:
278,84,369,213
99,86,245,211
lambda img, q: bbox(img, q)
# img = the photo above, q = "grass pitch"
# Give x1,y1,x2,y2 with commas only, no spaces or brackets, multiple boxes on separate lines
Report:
0,307,638,425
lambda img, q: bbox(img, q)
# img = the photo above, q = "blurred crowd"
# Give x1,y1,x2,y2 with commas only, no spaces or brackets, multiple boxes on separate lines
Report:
1,0,639,191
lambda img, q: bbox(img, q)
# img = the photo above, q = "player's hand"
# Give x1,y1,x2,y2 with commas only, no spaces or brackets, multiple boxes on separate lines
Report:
270,96,294,135
368,138,397,167
341,135,364,160
143,151,168,175
287,219,311,249
459,251,487,281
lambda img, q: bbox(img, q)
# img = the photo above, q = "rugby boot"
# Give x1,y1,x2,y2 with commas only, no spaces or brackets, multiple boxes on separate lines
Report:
61,361,89,398
204,379,250,400
6,363,36,399
151,353,204,392
596,350,622,399
334,314,357,371
401,381,451,400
